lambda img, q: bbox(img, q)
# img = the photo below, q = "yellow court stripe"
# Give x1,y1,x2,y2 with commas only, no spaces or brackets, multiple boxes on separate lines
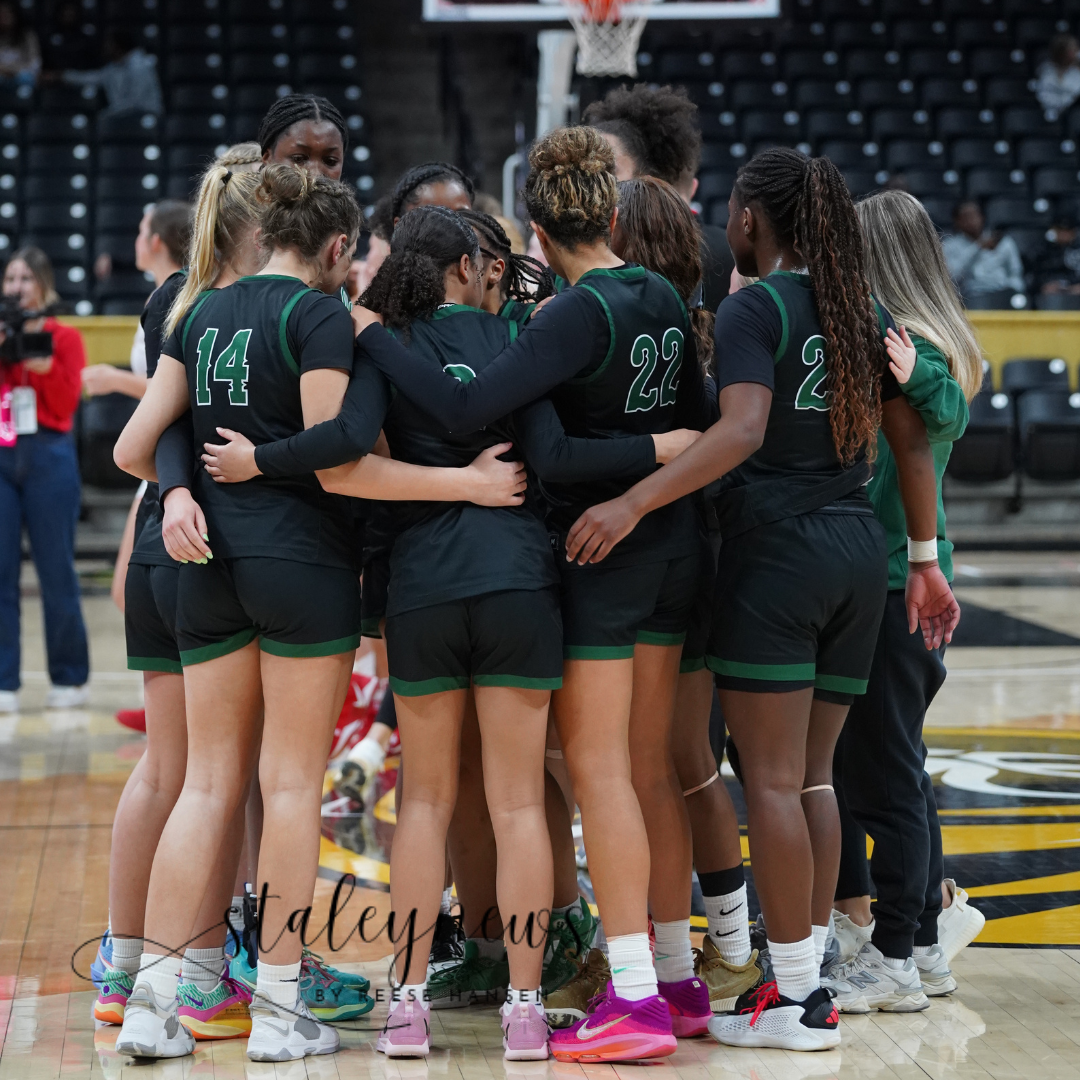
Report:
975,904,1080,946
940,821,1080,856
938,805,1080,818
318,836,391,886
966,869,1080,897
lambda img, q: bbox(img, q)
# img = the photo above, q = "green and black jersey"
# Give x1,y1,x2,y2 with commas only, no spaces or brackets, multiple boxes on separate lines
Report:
498,297,537,329
381,305,556,617
161,274,357,569
711,270,899,537
356,263,711,568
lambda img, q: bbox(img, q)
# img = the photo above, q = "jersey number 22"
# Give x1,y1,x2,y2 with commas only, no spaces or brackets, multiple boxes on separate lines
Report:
626,328,683,413
195,328,252,407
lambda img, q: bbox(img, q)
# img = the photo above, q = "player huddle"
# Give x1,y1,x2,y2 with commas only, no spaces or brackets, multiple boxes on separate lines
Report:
96,86,984,1065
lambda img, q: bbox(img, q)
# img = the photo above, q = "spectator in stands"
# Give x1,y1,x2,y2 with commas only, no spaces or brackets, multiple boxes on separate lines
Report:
0,1,40,88
62,26,162,117
1036,33,1080,116
1033,220,1080,297
0,247,89,713
942,201,1025,305
583,83,734,312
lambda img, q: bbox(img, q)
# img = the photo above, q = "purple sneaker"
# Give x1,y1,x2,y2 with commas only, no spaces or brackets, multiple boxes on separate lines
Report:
549,983,676,1062
502,1002,549,1060
659,975,711,1037
376,996,431,1058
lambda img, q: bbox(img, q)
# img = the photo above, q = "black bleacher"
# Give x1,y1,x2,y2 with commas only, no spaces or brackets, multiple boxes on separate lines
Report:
638,0,1080,299
2,0,370,314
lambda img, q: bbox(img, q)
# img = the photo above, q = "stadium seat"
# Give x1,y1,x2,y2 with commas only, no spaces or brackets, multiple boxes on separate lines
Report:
845,50,902,83
902,168,962,199
165,114,230,143
297,53,357,83
698,113,738,140
29,174,89,200
37,85,98,113
26,144,92,173
229,23,290,51
97,174,161,202
832,23,889,51
96,202,146,233
742,111,801,145
893,20,948,51
871,109,931,142
230,0,289,18
985,196,1051,230
792,79,852,111
922,77,980,110
907,49,964,81
295,0,356,21
1019,390,1080,480
1008,227,1049,266
1036,293,1080,310
233,52,292,82
885,140,945,171
951,138,1010,170
1003,107,1062,141
842,169,878,197
965,290,1017,309
171,24,226,51
296,24,357,53
26,112,92,142
696,171,735,203
821,140,880,169
970,48,1030,81
301,83,361,113
23,232,89,265
1033,166,1080,198
169,0,223,22
98,112,161,143
953,19,1010,51
985,77,1039,110
167,143,220,176
99,144,162,174
920,197,956,229
721,52,776,81
170,83,230,113
946,384,1014,482
966,166,1028,199
805,108,864,142
1002,357,1071,395
166,52,226,83
783,51,842,83
1017,138,1079,171
937,107,996,140
232,114,263,141
1016,18,1062,50
857,79,916,112
24,201,91,232
729,81,788,111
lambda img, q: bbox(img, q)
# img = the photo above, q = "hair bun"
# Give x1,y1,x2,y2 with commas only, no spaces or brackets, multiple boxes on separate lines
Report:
258,162,310,207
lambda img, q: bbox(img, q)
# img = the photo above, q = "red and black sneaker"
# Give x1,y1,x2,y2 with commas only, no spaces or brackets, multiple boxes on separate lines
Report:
707,980,840,1051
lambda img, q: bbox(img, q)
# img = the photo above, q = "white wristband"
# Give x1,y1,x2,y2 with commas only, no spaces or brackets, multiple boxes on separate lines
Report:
907,537,938,563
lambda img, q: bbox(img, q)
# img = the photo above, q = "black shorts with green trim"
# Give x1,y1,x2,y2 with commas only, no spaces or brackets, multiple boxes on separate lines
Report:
706,510,888,706
384,587,563,697
360,552,389,639
680,530,720,674
125,563,181,674
559,552,698,660
175,556,362,666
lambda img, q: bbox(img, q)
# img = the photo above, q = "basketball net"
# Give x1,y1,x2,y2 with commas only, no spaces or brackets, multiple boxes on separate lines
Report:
564,0,656,78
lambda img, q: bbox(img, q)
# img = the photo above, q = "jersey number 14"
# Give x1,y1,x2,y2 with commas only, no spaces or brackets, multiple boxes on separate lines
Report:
626,328,683,413
195,328,252,407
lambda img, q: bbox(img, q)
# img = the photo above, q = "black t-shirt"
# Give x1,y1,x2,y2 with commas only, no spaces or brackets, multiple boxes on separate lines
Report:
129,271,187,569
161,275,358,568
358,265,713,567
712,270,900,536
698,220,734,315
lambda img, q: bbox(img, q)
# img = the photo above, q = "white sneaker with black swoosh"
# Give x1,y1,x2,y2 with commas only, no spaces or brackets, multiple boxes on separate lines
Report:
246,990,340,1061
115,982,196,1058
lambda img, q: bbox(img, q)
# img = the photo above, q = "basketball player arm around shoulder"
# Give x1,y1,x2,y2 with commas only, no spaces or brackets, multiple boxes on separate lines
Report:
113,354,191,483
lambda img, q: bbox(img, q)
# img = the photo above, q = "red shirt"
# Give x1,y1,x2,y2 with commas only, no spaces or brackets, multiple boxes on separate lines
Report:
0,318,86,433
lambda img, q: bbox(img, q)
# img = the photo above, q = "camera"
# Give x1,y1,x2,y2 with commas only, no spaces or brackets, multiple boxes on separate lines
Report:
0,296,54,363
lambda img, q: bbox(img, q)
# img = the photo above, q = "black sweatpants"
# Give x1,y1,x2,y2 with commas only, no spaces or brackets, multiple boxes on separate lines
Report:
833,590,947,959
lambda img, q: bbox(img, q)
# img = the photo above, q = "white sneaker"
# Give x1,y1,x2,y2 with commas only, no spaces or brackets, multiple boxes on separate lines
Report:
45,684,89,709
708,985,840,1051
831,911,873,965
914,944,957,996
0,690,17,714
823,942,928,1013
115,982,195,1059
246,990,340,1062
937,880,985,962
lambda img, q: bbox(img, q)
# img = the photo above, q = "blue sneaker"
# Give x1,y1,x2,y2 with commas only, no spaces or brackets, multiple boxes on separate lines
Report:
229,946,373,1020
90,930,112,992
303,948,370,995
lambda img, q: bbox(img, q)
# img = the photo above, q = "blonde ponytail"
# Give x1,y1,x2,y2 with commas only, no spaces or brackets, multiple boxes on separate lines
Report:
164,164,261,338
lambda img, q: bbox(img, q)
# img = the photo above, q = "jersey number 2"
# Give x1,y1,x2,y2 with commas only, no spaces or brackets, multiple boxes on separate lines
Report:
795,334,829,412
626,328,683,413
195,328,252,407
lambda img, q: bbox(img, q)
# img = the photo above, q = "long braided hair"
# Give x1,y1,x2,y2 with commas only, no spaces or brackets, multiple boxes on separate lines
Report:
391,162,475,221
258,94,349,156
459,209,555,305
734,147,883,465
360,205,480,339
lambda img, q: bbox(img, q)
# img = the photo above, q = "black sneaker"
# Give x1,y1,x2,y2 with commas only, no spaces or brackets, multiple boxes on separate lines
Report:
429,911,466,967
337,759,367,810
707,981,840,1050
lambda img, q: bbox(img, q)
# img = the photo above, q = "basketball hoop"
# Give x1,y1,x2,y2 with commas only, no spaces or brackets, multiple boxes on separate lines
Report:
564,0,657,78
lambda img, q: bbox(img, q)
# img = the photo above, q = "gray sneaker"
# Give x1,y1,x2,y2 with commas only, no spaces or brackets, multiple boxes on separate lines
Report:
115,982,195,1059
246,990,340,1061
824,942,929,1013
915,944,957,996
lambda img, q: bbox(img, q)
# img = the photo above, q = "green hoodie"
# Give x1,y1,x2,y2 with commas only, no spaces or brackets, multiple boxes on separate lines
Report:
867,334,969,590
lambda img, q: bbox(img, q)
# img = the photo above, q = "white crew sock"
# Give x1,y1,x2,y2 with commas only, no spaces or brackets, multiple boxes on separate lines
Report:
111,936,142,975
228,897,245,936
182,946,224,991
138,952,182,1005
607,932,658,1001
349,735,385,773
440,888,454,915
812,924,829,969
471,936,505,962
553,896,584,918
703,884,752,966
256,959,301,1008
503,984,543,1013
652,919,695,982
768,937,818,1002
880,953,907,970
912,945,932,957
393,981,429,1007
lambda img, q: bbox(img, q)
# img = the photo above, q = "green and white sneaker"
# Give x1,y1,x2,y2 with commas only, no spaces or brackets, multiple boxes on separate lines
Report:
542,899,599,995
427,940,509,1010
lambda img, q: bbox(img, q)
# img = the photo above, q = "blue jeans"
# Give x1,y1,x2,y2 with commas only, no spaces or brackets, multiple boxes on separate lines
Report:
0,429,90,691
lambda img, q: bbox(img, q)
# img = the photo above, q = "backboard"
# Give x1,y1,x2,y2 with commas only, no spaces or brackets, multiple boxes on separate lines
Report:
423,0,781,22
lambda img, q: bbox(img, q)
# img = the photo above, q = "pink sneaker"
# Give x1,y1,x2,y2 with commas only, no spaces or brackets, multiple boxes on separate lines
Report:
376,996,431,1058
549,983,677,1063
659,976,711,1037
502,1002,549,1060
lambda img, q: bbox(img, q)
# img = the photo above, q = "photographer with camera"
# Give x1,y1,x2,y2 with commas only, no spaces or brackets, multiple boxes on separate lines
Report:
0,246,89,713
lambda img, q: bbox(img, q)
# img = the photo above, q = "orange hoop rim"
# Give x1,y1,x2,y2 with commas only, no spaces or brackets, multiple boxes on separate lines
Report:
570,0,622,22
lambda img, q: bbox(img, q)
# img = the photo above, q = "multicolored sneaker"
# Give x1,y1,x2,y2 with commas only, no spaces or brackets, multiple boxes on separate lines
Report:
229,946,258,994
246,990,340,1062
427,939,509,1010
542,900,599,995
658,975,711,1037
177,976,253,1039
303,948,370,995
544,948,611,1028
502,1001,549,1060
693,936,764,1012
299,953,375,1020
90,931,112,991
708,981,840,1051
92,957,133,1025
377,995,431,1057
549,982,677,1063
